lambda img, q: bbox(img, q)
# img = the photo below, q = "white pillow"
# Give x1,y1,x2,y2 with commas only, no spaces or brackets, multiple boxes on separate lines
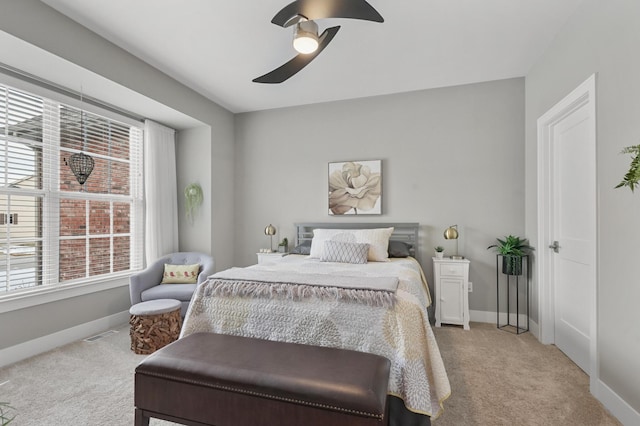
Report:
309,229,352,259
310,227,394,262
321,241,370,264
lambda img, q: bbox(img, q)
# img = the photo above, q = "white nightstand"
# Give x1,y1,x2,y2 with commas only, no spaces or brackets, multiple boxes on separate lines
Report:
433,257,470,330
257,252,288,265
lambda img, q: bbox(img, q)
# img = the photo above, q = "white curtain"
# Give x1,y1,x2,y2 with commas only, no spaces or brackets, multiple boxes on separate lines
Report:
144,119,179,266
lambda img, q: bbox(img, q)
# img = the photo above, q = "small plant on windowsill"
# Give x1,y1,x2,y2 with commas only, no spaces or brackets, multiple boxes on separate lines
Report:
0,401,16,425
434,246,444,259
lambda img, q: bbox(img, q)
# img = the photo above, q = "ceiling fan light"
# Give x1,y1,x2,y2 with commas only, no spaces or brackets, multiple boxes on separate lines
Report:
293,20,319,54
294,35,319,54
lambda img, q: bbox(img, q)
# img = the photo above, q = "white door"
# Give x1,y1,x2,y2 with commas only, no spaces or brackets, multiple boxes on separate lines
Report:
538,75,597,381
552,102,596,374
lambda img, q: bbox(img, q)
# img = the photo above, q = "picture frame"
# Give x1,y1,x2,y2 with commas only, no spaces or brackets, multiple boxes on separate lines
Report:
328,160,382,215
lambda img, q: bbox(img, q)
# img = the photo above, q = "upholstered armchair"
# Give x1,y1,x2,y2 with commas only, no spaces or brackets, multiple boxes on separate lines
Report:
129,252,215,317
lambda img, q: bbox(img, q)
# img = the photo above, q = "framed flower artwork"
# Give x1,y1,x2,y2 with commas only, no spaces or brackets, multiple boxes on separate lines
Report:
328,160,382,215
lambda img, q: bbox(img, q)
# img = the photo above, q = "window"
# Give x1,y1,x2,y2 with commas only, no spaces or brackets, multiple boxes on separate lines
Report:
0,84,143,293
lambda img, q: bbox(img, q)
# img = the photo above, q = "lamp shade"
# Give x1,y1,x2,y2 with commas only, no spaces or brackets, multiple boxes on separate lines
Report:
444,225,459,240
264,224,276,236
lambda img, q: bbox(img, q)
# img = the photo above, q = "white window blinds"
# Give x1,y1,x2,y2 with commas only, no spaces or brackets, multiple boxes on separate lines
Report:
0,84,143,293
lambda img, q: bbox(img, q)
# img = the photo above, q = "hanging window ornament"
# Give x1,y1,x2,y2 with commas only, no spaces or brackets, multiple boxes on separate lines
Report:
69,151,94,185
68,90,94,188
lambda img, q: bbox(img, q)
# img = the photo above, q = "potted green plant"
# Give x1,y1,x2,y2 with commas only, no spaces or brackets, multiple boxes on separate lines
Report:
434,246,444,259
278,237,288,253
184,183,203,224
615,144,640,192
487,235,534,276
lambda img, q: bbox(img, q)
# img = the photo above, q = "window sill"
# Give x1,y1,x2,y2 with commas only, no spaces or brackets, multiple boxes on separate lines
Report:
0,273,134,314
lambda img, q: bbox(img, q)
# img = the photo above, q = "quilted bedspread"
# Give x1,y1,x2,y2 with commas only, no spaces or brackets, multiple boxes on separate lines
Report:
180,255,451,418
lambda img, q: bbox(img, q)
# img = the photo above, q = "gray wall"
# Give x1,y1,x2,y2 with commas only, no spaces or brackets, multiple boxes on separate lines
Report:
177,126,213,255
235,78,525,314
176,124,236,272
0,0,235,349
525,0,640,412
0,287,129,349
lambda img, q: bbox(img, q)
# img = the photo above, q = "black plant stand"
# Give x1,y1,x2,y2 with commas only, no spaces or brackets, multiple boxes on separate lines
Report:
496,254,529,334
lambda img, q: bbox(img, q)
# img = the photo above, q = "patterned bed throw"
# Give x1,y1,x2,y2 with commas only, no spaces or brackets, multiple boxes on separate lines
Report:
181,256,450,418
206,268,398,308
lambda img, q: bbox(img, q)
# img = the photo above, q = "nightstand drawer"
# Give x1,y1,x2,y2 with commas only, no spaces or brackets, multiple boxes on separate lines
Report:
440,263,464,277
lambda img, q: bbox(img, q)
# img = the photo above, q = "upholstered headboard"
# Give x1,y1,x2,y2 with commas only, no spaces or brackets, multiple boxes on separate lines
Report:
295,222,420,261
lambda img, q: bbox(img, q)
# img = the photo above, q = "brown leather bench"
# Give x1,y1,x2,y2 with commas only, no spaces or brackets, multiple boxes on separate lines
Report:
134,332,391,426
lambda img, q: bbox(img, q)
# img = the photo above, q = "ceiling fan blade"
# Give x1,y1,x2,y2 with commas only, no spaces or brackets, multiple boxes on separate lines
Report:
272,0,383,27
253,26,340,84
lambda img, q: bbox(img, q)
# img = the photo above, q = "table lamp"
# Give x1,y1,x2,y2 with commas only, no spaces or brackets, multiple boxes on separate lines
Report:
444,224,463,259
264,224,276,252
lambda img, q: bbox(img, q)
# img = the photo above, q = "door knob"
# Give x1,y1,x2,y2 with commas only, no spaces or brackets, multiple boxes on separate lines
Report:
549,240,560,253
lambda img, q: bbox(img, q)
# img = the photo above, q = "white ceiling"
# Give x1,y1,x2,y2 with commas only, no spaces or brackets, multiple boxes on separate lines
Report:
41,0,585,114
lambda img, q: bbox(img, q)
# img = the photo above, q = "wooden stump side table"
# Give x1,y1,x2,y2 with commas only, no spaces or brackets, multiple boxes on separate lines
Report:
129,299,182,354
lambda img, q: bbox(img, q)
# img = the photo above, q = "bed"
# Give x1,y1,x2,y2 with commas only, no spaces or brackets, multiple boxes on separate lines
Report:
181,223,450,425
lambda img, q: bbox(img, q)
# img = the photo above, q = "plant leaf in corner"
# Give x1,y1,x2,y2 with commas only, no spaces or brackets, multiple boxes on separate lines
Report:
616,144,640,193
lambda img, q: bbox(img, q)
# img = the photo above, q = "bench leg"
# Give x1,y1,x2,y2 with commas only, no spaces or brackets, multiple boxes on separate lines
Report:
135,408,150,426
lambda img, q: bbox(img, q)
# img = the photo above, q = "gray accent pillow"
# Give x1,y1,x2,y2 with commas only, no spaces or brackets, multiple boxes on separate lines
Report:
290,240,312,255
388,241,412,258
320,240,370,264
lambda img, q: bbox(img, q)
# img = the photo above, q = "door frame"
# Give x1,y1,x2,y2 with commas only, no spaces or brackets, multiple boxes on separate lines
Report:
536,74,598,392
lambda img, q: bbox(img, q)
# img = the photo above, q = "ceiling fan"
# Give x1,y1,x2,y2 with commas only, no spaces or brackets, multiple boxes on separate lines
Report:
252,0,384,84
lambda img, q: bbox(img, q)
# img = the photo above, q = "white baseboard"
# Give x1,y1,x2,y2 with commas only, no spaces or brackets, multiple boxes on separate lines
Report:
469,309,500,324
469,310,539,337
597,380,640,426
0,310,129,368
469,309,529,327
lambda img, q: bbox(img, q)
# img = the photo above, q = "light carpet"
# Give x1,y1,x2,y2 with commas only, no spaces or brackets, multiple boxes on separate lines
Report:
433,322,620,425
0,322,621,425
0,326,172,426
